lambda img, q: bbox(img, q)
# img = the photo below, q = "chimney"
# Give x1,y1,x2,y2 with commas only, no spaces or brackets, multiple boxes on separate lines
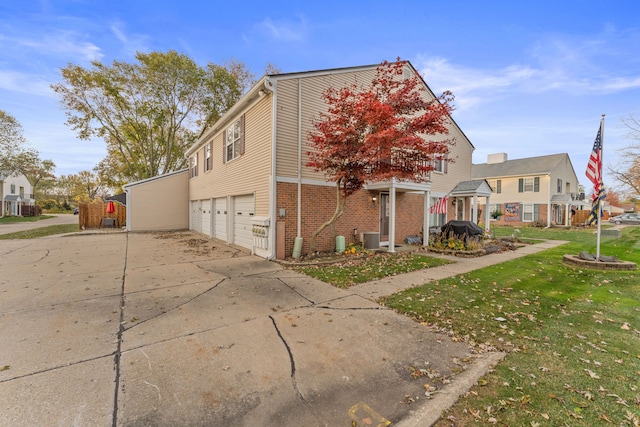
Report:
487,153,508,164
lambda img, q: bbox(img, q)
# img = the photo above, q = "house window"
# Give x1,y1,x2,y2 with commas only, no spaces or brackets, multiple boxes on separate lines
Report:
489,180,501,193
190,154,198,178
557,178,562,193
225,116,245,162
19,186,24,198
519,177,540,192
522,204,539,222
205,142,212,172
432,155,447,173
10,184,15,194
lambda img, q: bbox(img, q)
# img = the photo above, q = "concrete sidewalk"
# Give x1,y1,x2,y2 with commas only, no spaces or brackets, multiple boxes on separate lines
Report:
0,231,566,426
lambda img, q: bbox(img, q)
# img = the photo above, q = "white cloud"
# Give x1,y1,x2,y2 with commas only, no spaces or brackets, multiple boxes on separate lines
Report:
109,21,150,56
0,71,53,97
0,29,102,65
258,15,308,42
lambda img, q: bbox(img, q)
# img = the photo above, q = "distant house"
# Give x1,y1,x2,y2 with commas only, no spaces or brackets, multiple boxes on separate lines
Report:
471,153,581,226
1,172,35,216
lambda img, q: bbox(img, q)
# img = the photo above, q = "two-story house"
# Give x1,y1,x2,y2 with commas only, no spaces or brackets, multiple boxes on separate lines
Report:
471,153,580,227
1,172,35,217
125,61,489,259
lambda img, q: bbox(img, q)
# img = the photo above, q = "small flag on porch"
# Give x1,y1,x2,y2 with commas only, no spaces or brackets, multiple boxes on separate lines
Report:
430,196,448,214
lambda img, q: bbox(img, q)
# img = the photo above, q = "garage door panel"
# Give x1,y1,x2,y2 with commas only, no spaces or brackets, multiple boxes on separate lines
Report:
201,199,211,237
233,194,254,250
190,201,200,233
214,197,227,241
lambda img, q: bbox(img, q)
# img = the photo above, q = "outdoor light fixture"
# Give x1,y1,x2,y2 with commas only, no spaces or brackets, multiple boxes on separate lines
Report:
371,195,377,208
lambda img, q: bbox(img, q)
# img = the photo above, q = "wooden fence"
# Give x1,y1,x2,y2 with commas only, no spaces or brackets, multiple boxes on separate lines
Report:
573,209,609,226
78,202,126,229
22,205,42,217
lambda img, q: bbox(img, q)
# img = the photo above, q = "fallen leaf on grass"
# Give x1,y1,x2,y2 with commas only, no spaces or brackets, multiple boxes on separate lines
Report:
585,369,600,379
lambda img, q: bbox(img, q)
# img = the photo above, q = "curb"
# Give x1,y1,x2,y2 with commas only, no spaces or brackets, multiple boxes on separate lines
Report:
396,351,507,427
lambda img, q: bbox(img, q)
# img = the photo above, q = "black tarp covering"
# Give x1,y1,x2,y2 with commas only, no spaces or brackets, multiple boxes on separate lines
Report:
440,220,483,241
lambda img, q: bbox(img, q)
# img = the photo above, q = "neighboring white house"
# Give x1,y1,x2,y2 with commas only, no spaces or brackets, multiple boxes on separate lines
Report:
1,172,35,216
471,153,581,226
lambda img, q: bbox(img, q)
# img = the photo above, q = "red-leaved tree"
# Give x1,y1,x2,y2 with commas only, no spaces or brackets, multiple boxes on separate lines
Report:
306,60,456,254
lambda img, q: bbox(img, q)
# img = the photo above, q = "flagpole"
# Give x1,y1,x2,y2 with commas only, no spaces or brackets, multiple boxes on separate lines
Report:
596,114,605,260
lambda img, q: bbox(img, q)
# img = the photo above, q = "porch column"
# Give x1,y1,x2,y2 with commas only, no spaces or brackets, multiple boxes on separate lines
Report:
388,186,396,253
472,195,478,223
424,191,430,246
565,202,570,226
484,195,491,232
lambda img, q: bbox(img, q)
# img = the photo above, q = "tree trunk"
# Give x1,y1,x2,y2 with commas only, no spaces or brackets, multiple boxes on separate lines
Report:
307,181,346,256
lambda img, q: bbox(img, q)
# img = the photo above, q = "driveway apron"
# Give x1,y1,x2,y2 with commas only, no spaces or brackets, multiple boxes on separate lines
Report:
1,231,481,426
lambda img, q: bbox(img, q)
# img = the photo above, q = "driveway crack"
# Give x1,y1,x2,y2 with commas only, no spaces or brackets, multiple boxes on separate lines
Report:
111,233,128,427
269,314,328,426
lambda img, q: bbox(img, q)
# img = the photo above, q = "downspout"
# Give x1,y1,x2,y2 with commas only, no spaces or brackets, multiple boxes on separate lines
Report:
266,78,277,260
297,78,302,238
546,173,551,227
124,188,131,231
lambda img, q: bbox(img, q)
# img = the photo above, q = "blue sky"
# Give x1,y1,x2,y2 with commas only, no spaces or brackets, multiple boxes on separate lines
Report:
1,1,639,192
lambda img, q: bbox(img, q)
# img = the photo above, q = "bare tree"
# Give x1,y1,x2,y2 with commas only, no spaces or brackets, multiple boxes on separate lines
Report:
608,114,640,197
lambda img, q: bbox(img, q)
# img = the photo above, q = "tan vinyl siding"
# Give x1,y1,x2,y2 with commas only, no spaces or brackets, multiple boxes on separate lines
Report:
429,123,473,193
275,69,377,180
274,67,473,190
127,170,189,231
189,94,272,215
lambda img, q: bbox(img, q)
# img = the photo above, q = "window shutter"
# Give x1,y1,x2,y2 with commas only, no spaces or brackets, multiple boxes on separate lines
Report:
222,131,226,164
518,178,523,193
497,180,501,193
534,204,539,220
534,177,540,192
239,114,245,155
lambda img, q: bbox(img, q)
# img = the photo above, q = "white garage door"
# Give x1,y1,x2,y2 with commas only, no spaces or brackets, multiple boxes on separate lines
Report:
200,199,211,237
214,197,227,241
233,194,255,250
190,201,201,233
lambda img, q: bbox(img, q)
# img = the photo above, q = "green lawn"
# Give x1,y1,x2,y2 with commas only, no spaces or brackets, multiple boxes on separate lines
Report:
381,226,640,426
0,215,53,223
0,224,79,239
296,252,451,288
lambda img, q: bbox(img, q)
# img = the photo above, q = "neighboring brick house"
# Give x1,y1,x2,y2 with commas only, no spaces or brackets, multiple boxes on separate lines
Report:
1,172,35,217
177,61,486,260
471,153,581,227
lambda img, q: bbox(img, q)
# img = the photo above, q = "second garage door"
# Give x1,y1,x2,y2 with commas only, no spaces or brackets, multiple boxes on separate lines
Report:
233,194,254,250
214,197,227,241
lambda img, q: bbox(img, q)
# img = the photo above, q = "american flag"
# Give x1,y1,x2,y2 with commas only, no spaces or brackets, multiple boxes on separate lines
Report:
430,196,448,214
585,123,603,201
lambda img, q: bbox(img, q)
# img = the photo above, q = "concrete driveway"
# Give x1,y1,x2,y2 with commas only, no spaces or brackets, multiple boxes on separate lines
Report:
0,231,499,426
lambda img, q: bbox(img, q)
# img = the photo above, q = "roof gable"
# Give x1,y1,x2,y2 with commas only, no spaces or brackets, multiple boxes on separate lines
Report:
472,153,570,178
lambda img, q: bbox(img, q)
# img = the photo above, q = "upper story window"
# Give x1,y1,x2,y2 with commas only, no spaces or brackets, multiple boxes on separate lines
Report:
190,154,198,178
205,142,212,172
557,178,562,193
225,115,245,163
519,177,540,193
489,179,501,193
19,186,24,198
432,155,447,174
10,184,15,194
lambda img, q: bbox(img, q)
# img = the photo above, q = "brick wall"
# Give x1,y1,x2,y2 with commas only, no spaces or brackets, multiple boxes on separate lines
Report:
276,182,427,257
